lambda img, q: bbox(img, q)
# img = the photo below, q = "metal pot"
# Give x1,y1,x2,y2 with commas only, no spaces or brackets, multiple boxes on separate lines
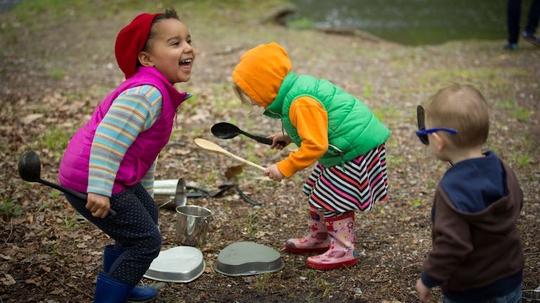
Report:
175,205,212,247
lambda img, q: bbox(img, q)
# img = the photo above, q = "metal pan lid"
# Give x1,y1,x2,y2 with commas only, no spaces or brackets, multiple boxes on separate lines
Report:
144,246,205,283
215,241,284,276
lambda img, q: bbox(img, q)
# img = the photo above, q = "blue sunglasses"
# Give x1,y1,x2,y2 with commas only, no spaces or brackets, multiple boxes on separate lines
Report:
416,105,458,145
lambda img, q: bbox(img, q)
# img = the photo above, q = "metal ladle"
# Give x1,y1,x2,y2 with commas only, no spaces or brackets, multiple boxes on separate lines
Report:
211,122,273,145
18,150,116,216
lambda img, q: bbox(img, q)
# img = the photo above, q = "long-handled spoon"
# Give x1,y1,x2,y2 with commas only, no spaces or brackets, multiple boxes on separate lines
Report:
194,138,265,171
18,150,116,216
211,122,273,145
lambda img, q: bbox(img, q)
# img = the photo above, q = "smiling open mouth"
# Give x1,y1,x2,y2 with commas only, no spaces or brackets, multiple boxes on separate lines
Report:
179,58,193,66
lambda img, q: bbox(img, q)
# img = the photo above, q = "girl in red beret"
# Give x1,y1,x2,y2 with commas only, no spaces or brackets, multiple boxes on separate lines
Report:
58,8,194,302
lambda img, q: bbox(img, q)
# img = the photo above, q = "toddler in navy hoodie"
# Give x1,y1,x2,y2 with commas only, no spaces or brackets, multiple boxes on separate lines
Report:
414,84,524,303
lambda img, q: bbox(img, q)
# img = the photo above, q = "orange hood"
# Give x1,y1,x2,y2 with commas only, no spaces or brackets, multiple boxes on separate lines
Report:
232,42,292,108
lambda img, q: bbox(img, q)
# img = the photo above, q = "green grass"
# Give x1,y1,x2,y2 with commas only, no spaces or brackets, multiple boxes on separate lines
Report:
492,136,534,170
416,67,527,93
41,127,70,154
38,201,51,212
426,179,437,190
62,215,80,231
372,105,402,123
207,83,239,114
496,99,533,122
199,167,219,185
0,199,23,219
410,198,423,208
245,143,260,164
1,23,20,45
46,241,62,257
299,270,333,298
362,81,374,99
515,154,531,168
253,273,273,292
244,210,259,238
386,154,405,168
510,152,532,169
496,99,515,110
511,107,532,122
10,0,289,27
313,275,332,297
384,136,399,150
48,191,61,200
287,17,314,30
47,67,65,80
11,0,80,20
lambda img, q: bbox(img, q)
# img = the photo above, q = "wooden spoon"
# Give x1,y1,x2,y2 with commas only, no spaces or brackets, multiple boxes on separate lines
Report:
194,138,265,171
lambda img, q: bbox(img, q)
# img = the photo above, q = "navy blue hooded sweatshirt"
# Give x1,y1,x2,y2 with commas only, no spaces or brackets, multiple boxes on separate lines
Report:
421,151,524,302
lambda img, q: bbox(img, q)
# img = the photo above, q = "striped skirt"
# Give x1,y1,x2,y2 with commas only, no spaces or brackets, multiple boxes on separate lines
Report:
303,144,388,217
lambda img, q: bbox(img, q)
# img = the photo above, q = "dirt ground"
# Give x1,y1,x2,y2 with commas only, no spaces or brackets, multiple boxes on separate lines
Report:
1,1,539,302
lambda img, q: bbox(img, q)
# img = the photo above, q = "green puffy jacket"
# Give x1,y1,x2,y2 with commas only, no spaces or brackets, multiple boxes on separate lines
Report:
264,72,390,167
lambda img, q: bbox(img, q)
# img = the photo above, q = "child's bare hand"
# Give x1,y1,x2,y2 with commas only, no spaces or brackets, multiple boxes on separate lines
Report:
270,133,291,150
265,164,284,181
415,279,432,302
86,193,111,218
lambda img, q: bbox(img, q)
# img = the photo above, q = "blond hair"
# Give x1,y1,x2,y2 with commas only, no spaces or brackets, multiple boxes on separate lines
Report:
426,84,489,148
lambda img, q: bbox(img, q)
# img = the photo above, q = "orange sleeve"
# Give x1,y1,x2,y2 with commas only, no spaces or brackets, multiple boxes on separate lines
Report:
277,97,328,177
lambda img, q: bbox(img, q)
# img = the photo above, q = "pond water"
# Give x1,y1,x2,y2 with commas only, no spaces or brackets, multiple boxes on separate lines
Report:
289,0,533,45
0,0,21,12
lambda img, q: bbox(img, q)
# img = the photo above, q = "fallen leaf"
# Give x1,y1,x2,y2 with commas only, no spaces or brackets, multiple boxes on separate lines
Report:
2,273,16,286
20,113,44,124
224,164,244,180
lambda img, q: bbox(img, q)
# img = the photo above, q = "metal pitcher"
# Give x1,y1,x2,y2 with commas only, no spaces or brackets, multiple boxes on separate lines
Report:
175,205,212,247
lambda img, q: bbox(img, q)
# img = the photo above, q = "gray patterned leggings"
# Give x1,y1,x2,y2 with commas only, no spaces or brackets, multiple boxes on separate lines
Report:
65,183,161,286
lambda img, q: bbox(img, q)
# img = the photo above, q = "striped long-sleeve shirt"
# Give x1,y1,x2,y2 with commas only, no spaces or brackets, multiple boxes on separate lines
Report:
87,85,162,197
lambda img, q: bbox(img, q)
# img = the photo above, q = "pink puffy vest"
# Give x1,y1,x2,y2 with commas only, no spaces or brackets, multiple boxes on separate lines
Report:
58,67,188,194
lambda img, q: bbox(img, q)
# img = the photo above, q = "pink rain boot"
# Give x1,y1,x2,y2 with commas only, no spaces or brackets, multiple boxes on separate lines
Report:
306,212,357,270
284,210,330,254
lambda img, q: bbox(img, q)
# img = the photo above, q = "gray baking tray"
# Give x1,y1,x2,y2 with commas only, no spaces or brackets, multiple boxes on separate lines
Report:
215,241,284,276
144,246,205,283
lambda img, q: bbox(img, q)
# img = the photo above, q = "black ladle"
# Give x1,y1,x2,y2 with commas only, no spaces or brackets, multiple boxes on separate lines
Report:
18,150,116,216
211,122,273,145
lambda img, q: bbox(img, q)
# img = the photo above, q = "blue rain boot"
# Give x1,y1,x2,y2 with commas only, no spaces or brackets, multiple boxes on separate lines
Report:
94,272,132,303
103,245,158,302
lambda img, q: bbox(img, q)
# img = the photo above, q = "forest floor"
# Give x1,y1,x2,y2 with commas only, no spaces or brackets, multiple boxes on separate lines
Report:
1,1,539,302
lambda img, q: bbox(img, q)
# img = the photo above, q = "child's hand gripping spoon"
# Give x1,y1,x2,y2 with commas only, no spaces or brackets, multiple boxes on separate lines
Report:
18,150,117,216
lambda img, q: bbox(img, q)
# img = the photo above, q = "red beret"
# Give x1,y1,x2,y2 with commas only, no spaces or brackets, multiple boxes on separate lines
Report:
115,13,160,79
